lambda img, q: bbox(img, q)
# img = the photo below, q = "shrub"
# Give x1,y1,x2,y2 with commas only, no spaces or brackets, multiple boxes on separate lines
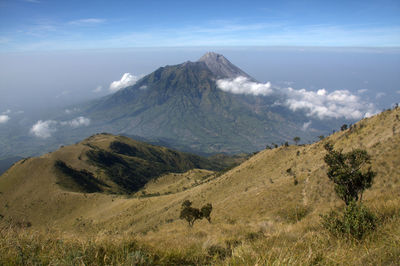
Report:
179,200,212,226
321,201,376,240
323,142,376,205
207,245,230,260
200,203,213,223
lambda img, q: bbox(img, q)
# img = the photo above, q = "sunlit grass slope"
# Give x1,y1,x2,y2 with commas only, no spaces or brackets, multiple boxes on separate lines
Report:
0,108,399,265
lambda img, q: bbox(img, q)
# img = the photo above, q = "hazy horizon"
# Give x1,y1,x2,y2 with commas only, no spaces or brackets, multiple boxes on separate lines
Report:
1,46,399,115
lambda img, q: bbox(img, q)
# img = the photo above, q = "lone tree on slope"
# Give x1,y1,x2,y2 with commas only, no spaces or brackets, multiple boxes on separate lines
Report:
323,142,376,205
293,136,300,145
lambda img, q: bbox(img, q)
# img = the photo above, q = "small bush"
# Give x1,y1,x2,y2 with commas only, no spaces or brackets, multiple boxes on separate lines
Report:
245,231,264,241
207,245,230,260
321,202,376,240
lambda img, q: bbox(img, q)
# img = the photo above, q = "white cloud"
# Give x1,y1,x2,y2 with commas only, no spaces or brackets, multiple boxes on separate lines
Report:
109,73,140,92
376,92,386,99
93,85,103,93
301,121,312,131
139,85,148,90
60,116,90,128
68,18,105,26
397,90,400,94
284,88,376,120
30,120,57,138
31,116,90,138
2,109,11,114
0,115,10,124
357,89,368,94
216,76,273,96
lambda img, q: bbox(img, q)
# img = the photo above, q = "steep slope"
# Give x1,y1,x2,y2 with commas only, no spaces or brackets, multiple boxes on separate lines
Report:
198,51,254,79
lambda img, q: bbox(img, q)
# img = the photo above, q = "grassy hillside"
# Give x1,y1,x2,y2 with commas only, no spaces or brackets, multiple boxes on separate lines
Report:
0,108,399,265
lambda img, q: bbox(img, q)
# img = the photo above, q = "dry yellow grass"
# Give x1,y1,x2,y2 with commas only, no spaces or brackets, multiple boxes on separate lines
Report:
0,108,400,264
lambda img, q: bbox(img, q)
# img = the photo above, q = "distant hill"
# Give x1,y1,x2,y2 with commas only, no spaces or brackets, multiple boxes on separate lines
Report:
0,134,239,195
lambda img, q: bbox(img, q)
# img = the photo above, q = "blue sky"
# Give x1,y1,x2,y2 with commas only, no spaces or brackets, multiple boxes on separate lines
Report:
1,0,400,51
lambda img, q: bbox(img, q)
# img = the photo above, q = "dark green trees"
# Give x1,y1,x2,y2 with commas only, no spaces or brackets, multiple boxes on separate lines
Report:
322,142,377,239
180,200,213,226
200,203,213,223
323,142,376,205
293,136,300,145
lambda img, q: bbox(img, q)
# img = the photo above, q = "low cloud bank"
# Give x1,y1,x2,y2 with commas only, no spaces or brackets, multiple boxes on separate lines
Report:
30,116,91,138
284,88,375,120
216,76,377,120
109,73,140,92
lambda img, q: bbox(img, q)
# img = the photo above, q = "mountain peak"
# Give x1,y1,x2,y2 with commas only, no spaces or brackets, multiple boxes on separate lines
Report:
197,52,253,80
198,52,225,62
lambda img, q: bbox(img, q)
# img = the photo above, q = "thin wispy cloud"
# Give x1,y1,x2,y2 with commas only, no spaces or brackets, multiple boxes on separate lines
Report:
60,116,90,128
3,20,400,51
68,18,105,26
376,92,386,99
64,108,80,114
93,86,103,93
